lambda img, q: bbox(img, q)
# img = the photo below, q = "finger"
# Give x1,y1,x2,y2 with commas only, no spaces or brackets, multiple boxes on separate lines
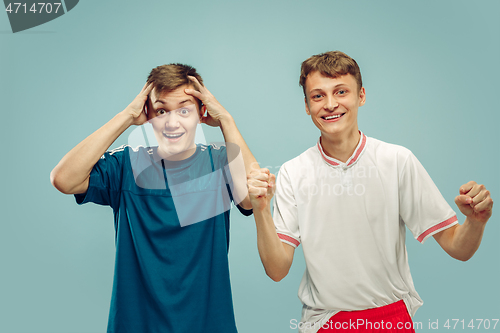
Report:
472,189,491,207
248,171,270,182
141,82,154,94
144,82,154,94
249,168,270,177
455,195,473,206
185,87,203,99
247,178,269,188
467,183,485,199
460,181,477,195
268,173,276,187
472,197,494,213
248,185,268,197
140,81,149,92
187,76,204,90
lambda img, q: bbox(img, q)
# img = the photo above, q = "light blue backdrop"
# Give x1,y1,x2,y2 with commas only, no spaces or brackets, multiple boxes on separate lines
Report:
1,1,498,332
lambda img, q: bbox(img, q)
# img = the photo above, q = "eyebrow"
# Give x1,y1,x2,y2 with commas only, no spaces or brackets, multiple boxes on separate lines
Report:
152,98,192,106
309,84,348,93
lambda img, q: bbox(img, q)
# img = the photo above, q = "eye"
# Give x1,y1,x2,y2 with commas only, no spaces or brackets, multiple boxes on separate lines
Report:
311,94,322,100
178,108,190,116
336,89,347,95
157,109,167,115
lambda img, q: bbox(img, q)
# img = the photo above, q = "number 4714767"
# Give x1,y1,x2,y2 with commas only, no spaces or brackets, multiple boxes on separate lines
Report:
5,3,62,14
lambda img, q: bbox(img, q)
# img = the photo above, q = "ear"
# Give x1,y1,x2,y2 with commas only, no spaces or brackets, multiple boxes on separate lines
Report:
305,97,311,115
358,87,366,106
199,105,206,123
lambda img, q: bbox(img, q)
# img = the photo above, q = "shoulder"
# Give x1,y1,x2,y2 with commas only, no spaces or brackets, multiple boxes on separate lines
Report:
106,144,130,156
201,143,226,153
196,143,228,170
279,146,318,175
98,144,133,164
365,136,413,163
198,143,226,160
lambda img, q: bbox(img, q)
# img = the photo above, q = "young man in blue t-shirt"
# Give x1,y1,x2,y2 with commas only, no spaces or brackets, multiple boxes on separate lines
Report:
50,64,256,332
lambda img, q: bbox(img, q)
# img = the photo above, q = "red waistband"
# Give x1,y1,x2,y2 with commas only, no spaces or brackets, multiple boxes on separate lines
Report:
317,300,414,332
336,300,409,320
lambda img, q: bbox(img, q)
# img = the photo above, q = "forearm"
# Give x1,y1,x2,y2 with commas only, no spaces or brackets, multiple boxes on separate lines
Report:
441,218,486,261
220,116,258,175
220,116,258,208
254,207,292,281
51,111,133,193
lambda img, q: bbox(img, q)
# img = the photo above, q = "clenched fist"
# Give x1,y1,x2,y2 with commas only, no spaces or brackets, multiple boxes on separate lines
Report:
455,181,493,224
247,168,276,212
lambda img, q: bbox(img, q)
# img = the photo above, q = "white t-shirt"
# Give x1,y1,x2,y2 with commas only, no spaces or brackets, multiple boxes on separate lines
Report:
273,132,457,333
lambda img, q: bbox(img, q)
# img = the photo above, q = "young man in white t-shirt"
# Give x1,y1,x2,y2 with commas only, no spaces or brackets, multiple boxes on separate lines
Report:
247,51,494,333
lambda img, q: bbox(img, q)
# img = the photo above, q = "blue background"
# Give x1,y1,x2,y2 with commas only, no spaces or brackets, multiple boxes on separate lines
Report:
1,1,498,332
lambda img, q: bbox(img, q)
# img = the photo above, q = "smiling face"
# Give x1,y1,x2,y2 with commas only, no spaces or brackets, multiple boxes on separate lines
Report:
148,85,202,160
304,71,366,141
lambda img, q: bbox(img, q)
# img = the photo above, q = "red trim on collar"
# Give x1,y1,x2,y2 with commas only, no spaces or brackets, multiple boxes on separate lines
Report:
317,141,339,166
317,132,367,167
347,134,367,166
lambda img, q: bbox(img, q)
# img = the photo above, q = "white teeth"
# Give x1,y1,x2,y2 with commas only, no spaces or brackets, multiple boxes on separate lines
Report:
164,133,183,138
325,114,343,120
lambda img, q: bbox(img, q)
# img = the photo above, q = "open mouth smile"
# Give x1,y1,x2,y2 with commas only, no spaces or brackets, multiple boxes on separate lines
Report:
322,113,346,122
163,132,185,142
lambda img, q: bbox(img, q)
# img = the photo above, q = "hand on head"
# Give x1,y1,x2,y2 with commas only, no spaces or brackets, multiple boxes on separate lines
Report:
184,76,232,127
125,82,154,126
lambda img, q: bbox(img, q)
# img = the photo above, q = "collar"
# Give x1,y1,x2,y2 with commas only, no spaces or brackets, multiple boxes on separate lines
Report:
316,131,367,168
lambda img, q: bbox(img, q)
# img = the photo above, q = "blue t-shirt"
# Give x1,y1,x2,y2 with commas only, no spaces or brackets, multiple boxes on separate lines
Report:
75,144,251,333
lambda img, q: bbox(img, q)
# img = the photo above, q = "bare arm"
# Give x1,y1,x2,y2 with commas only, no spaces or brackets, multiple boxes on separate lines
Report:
433,181,493,261
50,83,153,194
248,168,295,281
185,77,257,209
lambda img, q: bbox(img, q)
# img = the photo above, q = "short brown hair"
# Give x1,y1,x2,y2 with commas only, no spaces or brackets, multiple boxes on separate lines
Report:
299,51,362,95
147,63,204,109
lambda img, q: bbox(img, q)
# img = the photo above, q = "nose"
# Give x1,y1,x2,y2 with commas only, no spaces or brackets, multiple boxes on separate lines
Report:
324,95,338,111
164,112,180,129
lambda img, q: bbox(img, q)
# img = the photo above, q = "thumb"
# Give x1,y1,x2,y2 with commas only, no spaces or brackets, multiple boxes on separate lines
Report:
455,195,472,206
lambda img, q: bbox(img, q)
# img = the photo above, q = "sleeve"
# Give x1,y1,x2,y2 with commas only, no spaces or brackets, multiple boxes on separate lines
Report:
74,145,126,211
399,151,458,244
273,164,301,248
211,144,253,217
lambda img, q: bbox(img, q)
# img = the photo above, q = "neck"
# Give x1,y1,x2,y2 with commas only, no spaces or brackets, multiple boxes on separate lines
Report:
157,144,197,161
320,129,361,163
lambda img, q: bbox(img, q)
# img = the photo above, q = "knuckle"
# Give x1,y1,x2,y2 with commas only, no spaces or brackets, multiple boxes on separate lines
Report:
478,184,485,190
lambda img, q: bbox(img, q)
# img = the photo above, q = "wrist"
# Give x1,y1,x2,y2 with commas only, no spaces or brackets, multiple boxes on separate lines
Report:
219,114,235,128
252,201,272,214
118,109,136,127
464,216,487,229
